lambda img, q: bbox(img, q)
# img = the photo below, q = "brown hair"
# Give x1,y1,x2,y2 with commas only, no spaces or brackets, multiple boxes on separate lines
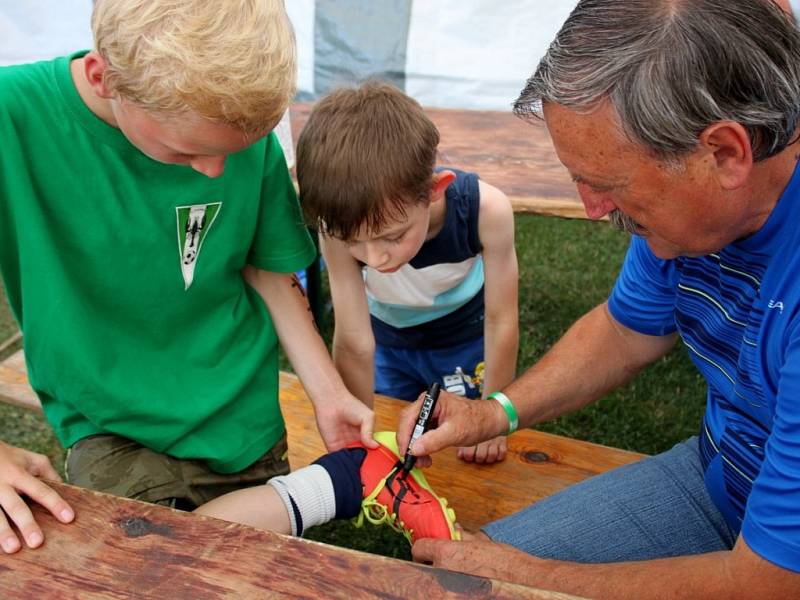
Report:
296,81,440,240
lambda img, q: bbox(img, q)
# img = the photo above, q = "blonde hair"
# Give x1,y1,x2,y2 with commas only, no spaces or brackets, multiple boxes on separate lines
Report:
92,0,296,135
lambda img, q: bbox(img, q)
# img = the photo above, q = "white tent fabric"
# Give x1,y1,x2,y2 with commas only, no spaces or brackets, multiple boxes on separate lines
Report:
404,1,574,111
0,1,93,66
0,1,576,111
288,0,575,111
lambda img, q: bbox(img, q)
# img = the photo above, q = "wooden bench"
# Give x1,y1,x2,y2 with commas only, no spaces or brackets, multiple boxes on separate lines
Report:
0,349,643,531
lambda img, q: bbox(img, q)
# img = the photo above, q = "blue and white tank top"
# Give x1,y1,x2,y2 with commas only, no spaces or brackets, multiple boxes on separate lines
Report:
367,168,484,349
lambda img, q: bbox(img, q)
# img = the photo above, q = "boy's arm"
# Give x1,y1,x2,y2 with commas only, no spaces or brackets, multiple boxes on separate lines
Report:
456,180,517,463
320,236,376,407
477,180,519,398
243,266,376,452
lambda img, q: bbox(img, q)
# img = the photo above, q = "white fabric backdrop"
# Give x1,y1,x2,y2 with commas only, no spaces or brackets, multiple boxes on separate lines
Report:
404,1,574,110
0,1,93,66
0,1,576,111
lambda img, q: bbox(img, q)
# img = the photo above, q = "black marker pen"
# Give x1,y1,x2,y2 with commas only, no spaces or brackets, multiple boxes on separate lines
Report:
401,382,441,474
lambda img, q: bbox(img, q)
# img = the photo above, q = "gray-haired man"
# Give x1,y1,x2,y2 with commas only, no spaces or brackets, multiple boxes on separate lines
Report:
398,1,800,597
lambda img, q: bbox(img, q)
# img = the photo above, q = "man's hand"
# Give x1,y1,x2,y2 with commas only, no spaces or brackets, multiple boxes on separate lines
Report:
396,390,507,468
313,393,377,452
457,434,507,463
413,536,538,586
0,441,74,553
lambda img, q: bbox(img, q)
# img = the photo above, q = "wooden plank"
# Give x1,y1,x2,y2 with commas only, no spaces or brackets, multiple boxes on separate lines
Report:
0,481,581,599
289,103,586,219
0,350,39,411
0,330,21,354
0,349,644,530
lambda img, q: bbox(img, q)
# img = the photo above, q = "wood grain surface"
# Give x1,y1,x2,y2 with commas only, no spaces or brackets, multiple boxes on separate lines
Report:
0,481,583,599
0,349,644,531
278,371,643,530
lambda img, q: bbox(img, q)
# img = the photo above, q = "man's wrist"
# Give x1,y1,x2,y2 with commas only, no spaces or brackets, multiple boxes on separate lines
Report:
487,391,519,435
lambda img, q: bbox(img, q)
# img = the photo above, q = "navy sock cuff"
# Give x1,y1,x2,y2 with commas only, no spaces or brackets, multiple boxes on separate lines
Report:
313,447,366,519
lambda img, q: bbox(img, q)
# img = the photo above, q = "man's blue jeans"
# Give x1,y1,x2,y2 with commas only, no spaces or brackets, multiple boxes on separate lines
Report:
482,437,737,562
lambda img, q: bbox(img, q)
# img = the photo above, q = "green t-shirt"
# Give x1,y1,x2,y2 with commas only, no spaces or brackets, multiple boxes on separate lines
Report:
0,52,316,473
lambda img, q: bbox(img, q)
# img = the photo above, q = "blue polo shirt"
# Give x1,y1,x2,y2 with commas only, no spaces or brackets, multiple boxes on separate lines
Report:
608,160,800,572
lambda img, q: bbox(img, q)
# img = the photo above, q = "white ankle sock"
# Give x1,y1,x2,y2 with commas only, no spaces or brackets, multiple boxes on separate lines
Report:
267,464,337,536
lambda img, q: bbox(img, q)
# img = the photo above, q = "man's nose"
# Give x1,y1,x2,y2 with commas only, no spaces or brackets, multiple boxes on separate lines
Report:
577,185,617,220
190,156,227,178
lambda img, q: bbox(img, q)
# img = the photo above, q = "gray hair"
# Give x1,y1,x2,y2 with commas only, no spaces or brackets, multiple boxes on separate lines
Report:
516,0,800,162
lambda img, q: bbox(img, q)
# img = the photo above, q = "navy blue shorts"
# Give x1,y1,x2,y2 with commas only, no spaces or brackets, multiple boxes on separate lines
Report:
374,336,484,401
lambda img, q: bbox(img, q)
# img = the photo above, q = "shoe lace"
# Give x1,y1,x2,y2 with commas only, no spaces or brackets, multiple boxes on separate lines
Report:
352,463,414,544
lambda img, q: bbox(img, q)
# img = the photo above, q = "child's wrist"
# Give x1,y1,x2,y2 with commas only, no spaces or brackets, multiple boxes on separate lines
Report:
487,391,519,435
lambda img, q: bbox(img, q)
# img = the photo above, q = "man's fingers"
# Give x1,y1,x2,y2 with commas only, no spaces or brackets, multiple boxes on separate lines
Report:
411,421,456,457
413,455,433,469
411,537,439,564
396,395,425,454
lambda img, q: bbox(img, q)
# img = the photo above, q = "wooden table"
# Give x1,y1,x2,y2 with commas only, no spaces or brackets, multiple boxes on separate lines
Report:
278,371,643,531
0,482,581,599
0,350,644,532
0,352,632,597
289,104,585,219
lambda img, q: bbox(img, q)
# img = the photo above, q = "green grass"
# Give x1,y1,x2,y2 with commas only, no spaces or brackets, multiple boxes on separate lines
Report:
0,215,706,558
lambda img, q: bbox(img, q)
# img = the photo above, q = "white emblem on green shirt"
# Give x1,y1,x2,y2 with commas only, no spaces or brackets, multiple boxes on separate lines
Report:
176,202,222,289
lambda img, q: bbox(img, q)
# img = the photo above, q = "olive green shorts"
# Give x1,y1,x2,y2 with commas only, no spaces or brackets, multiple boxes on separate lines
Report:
65,434,289,510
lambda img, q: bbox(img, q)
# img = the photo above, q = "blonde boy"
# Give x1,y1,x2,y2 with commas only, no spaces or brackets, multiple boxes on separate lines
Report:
0,0,375,553
298,82,519,464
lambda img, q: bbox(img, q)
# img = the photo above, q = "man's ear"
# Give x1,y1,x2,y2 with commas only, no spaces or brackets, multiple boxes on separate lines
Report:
82,51,115,100
430,169,456,202
699,121,753,191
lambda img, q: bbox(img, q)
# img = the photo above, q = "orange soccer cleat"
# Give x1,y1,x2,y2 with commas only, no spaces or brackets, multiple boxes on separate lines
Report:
348,431,459,544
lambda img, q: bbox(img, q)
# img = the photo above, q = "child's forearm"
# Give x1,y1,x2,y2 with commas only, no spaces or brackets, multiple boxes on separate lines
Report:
243,266,375,451
333,343,375,407
244,266,350,401
195,485,292,534
482,317,519,398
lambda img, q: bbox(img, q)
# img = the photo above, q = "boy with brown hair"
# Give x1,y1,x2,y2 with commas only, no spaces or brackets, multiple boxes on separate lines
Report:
0,0,376,553
297,82,519,464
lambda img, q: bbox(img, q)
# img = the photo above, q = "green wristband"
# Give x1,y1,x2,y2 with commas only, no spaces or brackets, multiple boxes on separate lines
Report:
488,391,519,435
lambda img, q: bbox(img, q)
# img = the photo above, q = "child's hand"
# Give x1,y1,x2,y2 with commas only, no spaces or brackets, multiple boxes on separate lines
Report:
456,435,507,464
0,441,74,553
314,392,378,452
